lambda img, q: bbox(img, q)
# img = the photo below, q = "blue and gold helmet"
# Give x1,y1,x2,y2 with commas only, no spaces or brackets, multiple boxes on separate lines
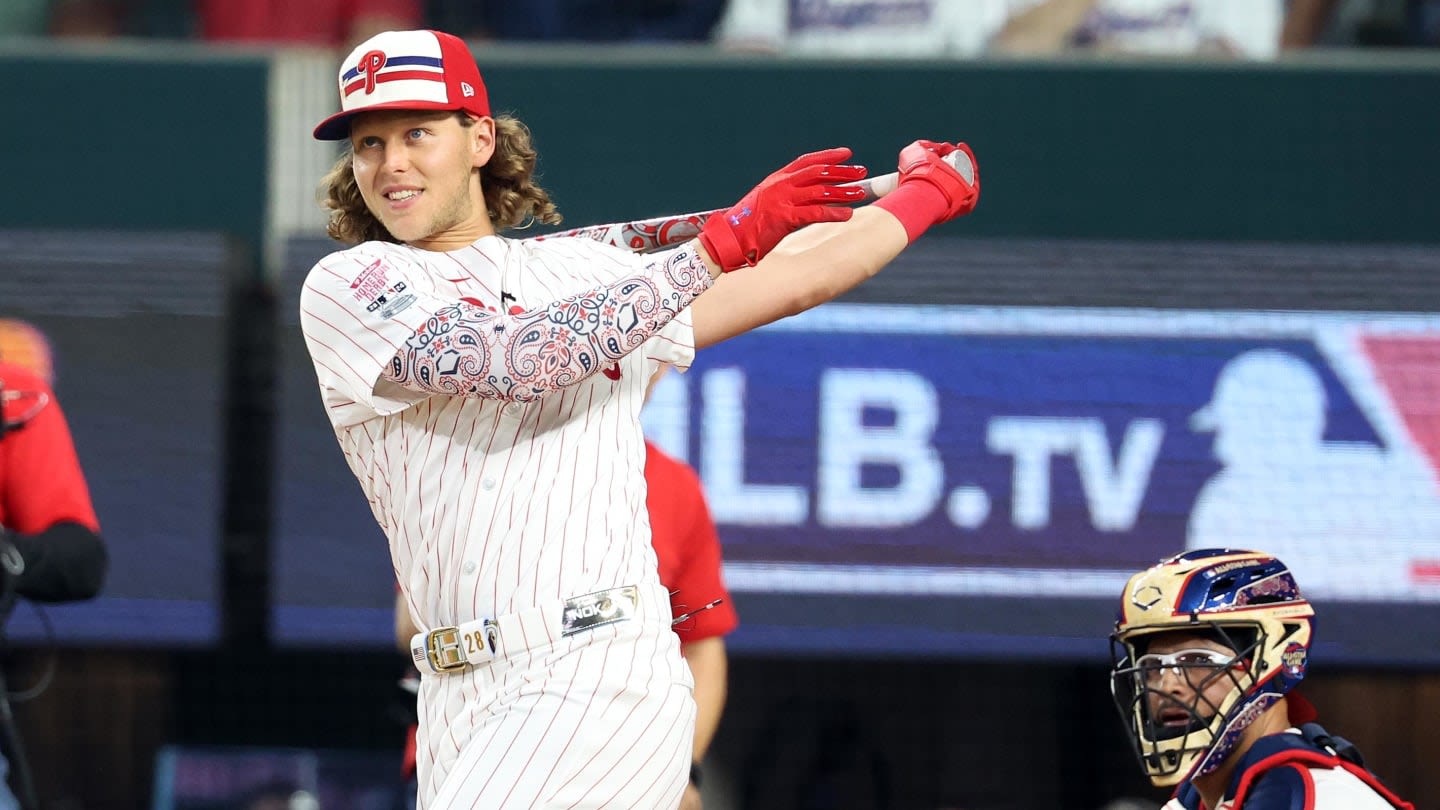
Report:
1109,549,1316,787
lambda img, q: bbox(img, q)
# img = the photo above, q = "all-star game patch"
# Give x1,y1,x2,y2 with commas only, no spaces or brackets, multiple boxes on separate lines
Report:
1281,641,1308,679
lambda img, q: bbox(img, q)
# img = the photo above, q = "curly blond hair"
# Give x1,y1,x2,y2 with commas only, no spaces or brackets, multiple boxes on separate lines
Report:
318,113,562,246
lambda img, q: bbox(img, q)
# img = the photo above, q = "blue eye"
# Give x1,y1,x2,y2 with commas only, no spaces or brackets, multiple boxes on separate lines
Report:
408,128,426,140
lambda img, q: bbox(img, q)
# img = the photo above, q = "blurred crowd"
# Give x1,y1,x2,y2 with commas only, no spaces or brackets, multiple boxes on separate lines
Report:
1,0,1436,56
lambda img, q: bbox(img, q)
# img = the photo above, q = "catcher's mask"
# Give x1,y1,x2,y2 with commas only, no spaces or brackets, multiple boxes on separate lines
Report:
1109,548,1315,787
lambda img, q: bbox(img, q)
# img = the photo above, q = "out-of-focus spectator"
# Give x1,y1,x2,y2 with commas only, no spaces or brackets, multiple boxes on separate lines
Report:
989,0,1284,59
52,0,131,36
1282,0,1439,49
0,321,53,385
430,0,725,42
0,317,107,606
713,0,1012,57
0,0,131,38
0,319,108,809
196,0,421,48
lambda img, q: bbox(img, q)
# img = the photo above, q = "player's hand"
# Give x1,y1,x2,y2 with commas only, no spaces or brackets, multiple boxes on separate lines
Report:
679,782,704,810
698,148,868,272
896,140,979,221
876,140,979,242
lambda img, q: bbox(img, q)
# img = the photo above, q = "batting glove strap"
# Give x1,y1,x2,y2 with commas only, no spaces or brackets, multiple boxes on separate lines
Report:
698,217,750,273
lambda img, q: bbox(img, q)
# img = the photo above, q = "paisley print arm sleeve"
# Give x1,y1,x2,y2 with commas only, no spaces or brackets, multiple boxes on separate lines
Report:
382,245,712,402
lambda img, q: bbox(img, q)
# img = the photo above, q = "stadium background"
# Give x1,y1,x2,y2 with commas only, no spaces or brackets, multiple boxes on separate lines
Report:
2,39,1439,809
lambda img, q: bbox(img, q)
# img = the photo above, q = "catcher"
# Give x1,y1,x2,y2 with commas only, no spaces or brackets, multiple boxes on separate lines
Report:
1110,548,1414,809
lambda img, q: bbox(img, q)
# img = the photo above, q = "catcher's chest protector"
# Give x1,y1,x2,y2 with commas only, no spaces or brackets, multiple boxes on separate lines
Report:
1171,724,1413,810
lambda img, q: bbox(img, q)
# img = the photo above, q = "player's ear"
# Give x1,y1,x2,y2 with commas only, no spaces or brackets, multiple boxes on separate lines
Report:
468,114,496,169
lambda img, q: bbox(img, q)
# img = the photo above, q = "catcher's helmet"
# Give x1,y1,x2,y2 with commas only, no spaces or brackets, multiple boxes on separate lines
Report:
1109,549,1315,787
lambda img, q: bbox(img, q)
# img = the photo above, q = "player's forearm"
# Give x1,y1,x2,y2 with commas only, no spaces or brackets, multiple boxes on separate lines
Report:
383,246,712,402
779,206,910,308
692,207,907,349
682,637,729,760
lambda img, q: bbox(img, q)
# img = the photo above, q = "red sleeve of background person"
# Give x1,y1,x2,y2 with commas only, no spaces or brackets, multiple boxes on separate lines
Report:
645,440,739,644
199,0,421,45
0,365,99,534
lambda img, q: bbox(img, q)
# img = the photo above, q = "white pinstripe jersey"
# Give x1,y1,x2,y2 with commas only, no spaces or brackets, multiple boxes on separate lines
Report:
298,234,696,632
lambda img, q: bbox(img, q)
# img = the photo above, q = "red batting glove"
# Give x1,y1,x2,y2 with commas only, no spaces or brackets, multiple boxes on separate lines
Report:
699,147,868,272
874,140,979,242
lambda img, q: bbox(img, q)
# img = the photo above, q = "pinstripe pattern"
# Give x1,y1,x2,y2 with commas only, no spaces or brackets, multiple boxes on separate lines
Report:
299,235,699,808
419,586,694,809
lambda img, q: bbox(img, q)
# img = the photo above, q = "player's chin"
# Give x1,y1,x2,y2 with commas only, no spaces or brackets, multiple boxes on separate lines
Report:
382,217,432,244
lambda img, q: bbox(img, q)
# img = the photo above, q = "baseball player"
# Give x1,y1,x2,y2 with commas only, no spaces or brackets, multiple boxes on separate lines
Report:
299,28,978,809
1110,549,1414,809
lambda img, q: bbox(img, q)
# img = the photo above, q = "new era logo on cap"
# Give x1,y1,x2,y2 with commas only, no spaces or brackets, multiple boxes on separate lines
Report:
313,29,491,141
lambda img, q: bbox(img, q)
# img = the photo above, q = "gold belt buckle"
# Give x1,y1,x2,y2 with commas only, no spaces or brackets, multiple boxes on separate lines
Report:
426,626,467,672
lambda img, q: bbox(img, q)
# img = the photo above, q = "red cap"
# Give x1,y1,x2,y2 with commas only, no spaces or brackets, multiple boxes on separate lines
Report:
313,29,491,141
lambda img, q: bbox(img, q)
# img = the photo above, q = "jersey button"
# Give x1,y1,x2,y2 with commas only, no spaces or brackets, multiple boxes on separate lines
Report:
504,403,522,416
463,561,477,574
482,478,496,491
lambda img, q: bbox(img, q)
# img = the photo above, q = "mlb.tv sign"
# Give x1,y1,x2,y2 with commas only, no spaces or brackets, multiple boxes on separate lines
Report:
643,305,1440,603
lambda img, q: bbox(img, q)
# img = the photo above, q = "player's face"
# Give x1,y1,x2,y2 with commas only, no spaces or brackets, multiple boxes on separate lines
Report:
349,111,494,248
1140,633,1241,728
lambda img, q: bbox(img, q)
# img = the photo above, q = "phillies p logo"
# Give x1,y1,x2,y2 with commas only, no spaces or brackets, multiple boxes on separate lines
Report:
358,50,387,94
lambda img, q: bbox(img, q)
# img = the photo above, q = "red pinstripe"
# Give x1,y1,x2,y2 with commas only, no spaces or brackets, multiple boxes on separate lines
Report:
491,669,580,808
552,628,646,798
515,395,548,610
558,631,685,807
467,410,504,612
529,638,614,801
614,690,692,808
446,248,499,300
502,416,529,613
298,309,378,387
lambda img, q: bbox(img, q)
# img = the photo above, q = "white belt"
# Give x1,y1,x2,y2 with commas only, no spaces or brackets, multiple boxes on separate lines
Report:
410,584,642,675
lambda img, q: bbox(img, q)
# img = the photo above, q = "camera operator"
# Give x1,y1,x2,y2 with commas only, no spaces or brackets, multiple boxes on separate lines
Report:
0,358,107,604
0,325,109,809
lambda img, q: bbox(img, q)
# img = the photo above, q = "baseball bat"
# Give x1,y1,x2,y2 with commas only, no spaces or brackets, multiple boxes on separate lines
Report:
527,148,975,254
